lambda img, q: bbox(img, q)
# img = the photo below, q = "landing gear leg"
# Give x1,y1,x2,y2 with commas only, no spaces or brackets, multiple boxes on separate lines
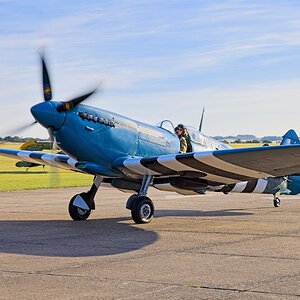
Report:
69,176,103,221
128,175,154,224
273,193,281,208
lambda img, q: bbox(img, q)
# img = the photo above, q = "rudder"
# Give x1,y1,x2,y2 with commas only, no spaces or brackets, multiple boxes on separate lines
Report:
280,129,300,145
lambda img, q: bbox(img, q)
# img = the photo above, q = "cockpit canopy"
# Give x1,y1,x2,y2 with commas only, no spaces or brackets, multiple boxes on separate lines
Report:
157,120,230,152
187,126,230,151
157,120,175,133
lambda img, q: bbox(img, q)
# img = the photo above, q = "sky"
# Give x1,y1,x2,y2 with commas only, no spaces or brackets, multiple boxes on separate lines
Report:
1,0,300,138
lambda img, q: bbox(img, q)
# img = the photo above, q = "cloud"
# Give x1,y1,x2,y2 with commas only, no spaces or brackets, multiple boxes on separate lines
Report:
1,0,300,138
101,78,300,137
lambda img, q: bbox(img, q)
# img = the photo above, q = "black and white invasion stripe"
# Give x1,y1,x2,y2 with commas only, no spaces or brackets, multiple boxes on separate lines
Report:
209,179,268,194
153,178,281,196
0,149,80,172
118,152,272,185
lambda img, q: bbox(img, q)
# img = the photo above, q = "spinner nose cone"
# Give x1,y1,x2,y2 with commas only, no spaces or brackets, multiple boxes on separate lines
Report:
30,101,65,130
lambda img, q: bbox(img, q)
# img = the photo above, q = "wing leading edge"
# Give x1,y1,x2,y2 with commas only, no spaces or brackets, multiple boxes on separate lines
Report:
0,148,79,171
113,145,300,185
0,148,121,177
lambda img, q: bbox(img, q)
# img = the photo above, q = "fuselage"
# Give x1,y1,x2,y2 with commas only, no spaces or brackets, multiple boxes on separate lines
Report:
38,102,230,171
53,104,178,166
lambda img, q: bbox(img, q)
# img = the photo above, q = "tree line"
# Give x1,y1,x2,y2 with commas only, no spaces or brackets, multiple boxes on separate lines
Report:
0,136,49,143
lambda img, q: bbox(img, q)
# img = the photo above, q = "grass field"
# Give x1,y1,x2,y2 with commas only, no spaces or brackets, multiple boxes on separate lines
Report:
0,143,92,191
0,142,278,191
229,143,278,148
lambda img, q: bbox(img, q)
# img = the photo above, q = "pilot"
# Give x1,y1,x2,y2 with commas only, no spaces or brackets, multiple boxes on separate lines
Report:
175,125,188,153
175,124,193,153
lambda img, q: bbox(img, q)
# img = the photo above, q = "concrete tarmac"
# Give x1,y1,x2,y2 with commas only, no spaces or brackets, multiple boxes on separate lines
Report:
0,187,299,299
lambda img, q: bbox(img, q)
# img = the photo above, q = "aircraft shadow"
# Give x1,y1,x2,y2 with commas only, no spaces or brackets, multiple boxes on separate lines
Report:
155,209,253,217
0,217,158,257
0,209,252,258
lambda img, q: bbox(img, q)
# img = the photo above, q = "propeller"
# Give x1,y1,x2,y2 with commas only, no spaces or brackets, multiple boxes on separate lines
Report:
56,87,98,112
5,50,99,136
4,50,99,188
40,50,99,112
6,121,38,136
48,128,61,188
41,52,52,101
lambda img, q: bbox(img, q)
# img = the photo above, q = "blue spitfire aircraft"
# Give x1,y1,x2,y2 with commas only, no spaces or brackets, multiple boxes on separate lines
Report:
1,53,300,224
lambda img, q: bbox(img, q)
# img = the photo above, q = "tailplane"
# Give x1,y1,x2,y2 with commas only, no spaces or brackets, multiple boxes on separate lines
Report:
280,129,300,145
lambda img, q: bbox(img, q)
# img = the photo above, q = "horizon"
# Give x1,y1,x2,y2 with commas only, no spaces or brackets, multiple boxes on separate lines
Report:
0,132,285,141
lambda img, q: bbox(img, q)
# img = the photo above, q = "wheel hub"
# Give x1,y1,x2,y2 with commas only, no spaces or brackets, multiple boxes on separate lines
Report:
140,203,151,219
77,207,88,216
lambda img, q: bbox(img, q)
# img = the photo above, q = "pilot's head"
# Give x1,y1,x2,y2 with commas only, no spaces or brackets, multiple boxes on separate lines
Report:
175,124,186,136
175,126,184,136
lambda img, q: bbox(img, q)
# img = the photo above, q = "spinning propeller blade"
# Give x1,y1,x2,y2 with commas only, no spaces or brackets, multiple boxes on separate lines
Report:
48,129,61,188
6,50,99,136
56,87,98,112
40,51,99,112
6,121,37,136
40,51,53,102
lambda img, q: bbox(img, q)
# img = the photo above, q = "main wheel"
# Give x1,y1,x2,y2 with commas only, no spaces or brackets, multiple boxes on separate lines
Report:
131,196,154,224
273,197,281,208
69,195,91,221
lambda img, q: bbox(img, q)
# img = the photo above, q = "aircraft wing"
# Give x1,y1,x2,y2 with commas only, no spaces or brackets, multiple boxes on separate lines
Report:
0,148,79,171
114,145,300,184
0,148,121,177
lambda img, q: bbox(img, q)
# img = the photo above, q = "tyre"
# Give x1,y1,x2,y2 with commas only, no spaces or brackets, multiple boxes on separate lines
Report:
131,196,154,224
126,194,139,210
69,195,91,221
